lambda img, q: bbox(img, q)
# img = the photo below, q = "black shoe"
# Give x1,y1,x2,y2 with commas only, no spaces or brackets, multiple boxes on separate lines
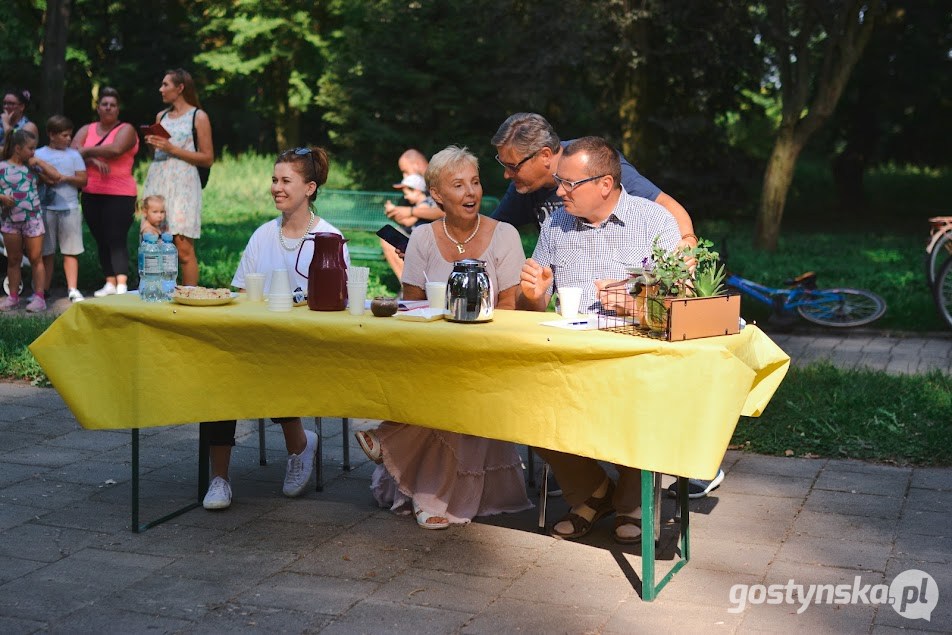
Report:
666,469,724,499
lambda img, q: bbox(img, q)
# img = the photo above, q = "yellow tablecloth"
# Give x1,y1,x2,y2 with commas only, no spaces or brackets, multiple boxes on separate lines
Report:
29,295,789,479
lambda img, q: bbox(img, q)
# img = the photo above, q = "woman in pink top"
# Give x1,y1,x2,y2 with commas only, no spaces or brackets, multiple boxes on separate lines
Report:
70,87,139,296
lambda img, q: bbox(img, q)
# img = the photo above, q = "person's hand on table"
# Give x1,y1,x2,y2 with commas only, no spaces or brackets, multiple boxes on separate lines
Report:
520,258,553,302
595,278,634,316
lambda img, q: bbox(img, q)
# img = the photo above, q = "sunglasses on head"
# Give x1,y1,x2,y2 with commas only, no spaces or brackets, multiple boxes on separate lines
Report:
289,148,320,189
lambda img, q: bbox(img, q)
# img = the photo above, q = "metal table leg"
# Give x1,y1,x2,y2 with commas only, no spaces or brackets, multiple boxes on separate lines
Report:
258,418,267,465
131,426,209,533
639,470,690,600
341,418,351,471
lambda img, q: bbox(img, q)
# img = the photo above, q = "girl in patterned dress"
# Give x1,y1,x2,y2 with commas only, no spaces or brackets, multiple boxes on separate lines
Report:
0,129,61,312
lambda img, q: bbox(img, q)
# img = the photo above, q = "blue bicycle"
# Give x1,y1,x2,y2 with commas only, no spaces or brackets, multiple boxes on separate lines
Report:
726,270,887,328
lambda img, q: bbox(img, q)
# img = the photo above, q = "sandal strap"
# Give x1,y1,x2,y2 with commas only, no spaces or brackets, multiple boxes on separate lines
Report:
551,512,592,538
582,480,616,516
614,515,641,529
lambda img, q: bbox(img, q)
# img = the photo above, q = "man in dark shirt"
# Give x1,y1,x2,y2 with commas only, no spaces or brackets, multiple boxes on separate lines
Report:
490,113,697,251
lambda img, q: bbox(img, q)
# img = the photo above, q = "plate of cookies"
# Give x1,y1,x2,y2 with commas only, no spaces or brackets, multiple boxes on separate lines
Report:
171,286,237,306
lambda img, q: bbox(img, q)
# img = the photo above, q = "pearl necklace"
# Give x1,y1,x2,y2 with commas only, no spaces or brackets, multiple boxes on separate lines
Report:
279,211,316,251
442,216,481,254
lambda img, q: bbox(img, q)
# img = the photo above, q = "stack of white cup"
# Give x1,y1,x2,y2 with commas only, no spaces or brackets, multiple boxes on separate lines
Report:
347,266,370,315
268,268,293,312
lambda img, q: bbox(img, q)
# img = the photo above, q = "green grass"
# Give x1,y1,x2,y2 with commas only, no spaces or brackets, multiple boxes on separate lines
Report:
0,315,54,385
696,221,944,332
733,364,952,466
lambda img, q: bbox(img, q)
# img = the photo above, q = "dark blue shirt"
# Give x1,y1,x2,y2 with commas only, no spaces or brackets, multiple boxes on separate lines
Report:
490,140,662,229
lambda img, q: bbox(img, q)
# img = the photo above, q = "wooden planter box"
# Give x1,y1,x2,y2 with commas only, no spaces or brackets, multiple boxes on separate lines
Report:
665,294,741,341
597,289,741,342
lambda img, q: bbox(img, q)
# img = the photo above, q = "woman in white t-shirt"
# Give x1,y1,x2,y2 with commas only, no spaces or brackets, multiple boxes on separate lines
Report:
200,146,350,511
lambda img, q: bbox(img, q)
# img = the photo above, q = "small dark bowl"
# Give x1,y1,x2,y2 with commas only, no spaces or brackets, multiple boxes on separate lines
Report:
370,296,399,317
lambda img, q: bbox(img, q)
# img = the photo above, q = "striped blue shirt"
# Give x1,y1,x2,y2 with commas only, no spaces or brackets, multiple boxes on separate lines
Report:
531,189,680,313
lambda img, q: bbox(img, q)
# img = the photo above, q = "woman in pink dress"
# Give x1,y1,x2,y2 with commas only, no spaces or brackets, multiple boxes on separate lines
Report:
355,145,532,529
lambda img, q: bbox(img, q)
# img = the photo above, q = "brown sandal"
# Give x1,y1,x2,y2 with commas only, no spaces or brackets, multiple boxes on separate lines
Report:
613,515,642,544
550,480,616,540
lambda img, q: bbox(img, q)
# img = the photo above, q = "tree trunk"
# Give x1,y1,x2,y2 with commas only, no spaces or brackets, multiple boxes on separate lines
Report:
615,0,650,162
40,0,72,116
754,130,803,251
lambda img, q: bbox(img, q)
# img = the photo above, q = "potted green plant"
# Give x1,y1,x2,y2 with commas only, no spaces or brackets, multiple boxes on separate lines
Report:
633,236,737,339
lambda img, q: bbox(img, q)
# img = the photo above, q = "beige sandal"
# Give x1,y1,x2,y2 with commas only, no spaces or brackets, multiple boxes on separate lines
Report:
354,430,382,464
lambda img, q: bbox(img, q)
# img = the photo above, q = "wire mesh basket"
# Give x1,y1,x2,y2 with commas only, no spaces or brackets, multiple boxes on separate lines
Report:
596,285,660,339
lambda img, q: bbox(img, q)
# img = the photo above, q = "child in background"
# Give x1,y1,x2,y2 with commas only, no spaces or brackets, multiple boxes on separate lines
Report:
0,129,61,312
138,194,168,238
36,115,88,302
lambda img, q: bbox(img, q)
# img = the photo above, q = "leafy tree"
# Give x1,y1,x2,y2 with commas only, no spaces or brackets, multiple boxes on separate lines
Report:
595,0,764,214
194,0,327,150
40,0,72,116
752,0,885,251
317,0,602,192
0,0,43,102
830,2,952,217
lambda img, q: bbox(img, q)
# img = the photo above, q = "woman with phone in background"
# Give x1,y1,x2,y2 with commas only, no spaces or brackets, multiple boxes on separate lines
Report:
71,88,139,297
142,68,213,285
355,145,531,530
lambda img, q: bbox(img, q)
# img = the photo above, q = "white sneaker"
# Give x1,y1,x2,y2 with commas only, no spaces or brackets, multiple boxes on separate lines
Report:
116,283,128,294
93,282,117,297
283,429,318,497
203,476,232,510
667,469,725,499
0,295,18,311
68,288,85,302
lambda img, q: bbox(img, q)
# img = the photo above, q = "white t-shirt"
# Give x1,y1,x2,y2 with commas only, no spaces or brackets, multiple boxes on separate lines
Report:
232,216,351,293
35,146,85,210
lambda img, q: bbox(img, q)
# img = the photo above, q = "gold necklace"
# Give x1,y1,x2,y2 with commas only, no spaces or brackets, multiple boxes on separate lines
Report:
279,211,316,251
442,216,481,254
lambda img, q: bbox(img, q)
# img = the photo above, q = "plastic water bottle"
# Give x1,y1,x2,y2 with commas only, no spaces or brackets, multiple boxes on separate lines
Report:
138,234,163,302
159,232,178,300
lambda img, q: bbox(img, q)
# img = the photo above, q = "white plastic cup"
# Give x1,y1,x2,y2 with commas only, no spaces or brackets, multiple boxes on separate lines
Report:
425,282,447,312
267,294,292,312
347,282,368,315
269,268,292,296
557,287,583,321
245,273,266,302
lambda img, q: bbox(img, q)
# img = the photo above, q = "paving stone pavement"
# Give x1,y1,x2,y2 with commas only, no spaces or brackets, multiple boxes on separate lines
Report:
2,303,951,632
1,376,950,634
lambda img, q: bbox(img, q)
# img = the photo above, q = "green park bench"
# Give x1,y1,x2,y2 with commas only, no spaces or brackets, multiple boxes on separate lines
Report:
317,189,499,260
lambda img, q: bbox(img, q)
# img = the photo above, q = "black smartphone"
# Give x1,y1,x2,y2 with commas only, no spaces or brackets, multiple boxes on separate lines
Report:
376,225,410,252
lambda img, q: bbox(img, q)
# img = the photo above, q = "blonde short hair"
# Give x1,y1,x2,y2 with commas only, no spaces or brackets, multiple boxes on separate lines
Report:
424,145,478,192
137,194,166,218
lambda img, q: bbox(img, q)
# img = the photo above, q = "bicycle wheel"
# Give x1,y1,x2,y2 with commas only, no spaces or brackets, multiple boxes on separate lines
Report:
797,288,887,327
934,256,952,330
925,231,952,288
